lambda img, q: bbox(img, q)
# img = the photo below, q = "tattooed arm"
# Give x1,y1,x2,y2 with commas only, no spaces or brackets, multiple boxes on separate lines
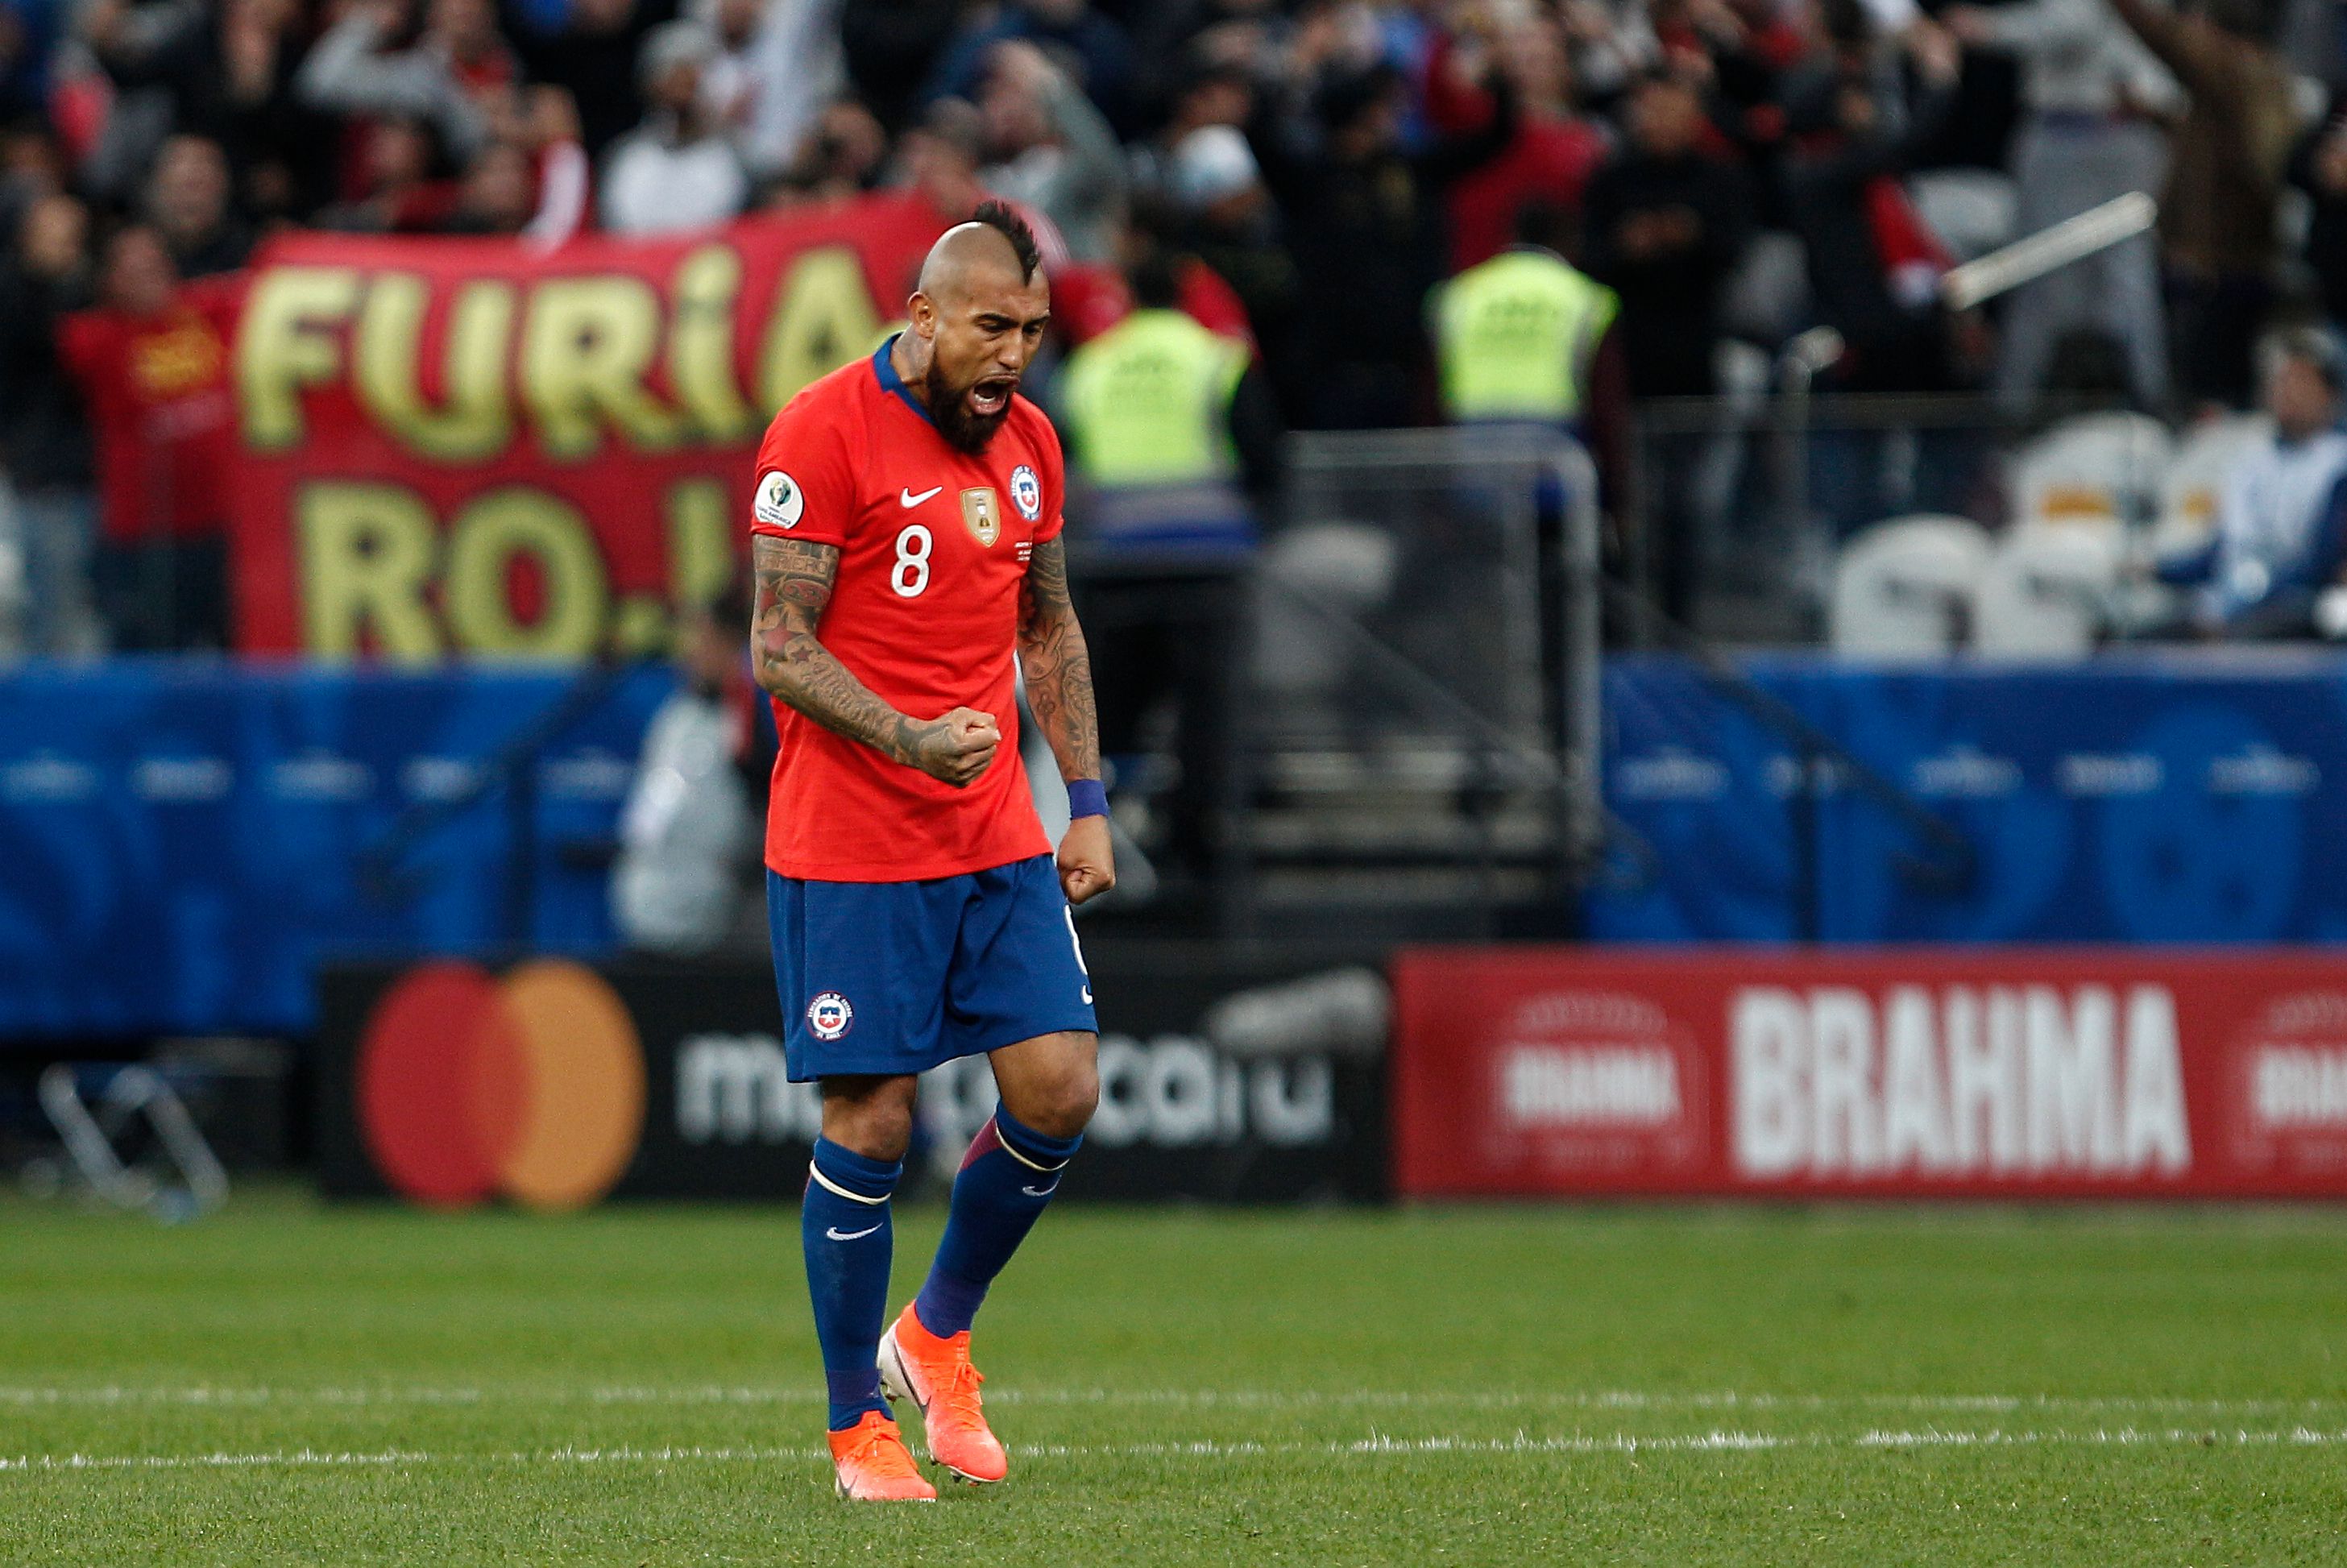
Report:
1018,536,1114,902
1016,536,1101,784
750,533,1001,787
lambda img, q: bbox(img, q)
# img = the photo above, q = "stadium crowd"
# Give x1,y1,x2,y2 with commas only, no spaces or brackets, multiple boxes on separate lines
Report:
3,0,2347,657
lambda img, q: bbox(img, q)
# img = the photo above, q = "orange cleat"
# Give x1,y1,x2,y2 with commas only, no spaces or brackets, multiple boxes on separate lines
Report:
827,1410,937,1501
877,1303,1009,1483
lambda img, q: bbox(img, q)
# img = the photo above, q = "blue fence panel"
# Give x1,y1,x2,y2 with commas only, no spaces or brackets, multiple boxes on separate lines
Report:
1590,650,2347,944
0,661,674,1038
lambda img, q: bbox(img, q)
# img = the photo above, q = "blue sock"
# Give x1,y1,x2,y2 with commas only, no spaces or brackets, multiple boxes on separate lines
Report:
802,1136,902,1431
914,1109,1082,1338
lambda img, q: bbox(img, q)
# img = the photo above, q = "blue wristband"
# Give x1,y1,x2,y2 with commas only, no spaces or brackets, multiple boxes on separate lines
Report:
1065,778,1109,819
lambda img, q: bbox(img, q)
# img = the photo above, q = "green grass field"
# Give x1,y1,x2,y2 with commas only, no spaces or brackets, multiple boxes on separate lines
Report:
4,1193,2345,1566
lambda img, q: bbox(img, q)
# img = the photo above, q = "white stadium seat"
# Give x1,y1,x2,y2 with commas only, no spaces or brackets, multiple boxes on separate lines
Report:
2008,412,2172,529
1830,515,1995,659
2155,413,2269,554
1973,522,2125,660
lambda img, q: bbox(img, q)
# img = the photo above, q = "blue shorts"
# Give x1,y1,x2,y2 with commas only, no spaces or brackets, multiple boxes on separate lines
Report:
768,853,1098,1082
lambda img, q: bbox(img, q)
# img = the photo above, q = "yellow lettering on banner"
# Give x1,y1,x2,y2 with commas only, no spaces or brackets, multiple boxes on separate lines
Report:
238,268,363,450
665,479,736,614
296,483,442,662
356,274,516,463
520,277,682,458
445,488,609,657
757,246,882,413
671,246,753,442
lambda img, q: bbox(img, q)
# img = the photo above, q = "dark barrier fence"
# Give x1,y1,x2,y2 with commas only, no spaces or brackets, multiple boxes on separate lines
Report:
317,941,1389,1207
6,651,2345,1043
1590,649,2347,943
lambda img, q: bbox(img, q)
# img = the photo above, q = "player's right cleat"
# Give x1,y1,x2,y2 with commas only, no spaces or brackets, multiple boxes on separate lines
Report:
877,1304,1009,1483
827,1411,937,1501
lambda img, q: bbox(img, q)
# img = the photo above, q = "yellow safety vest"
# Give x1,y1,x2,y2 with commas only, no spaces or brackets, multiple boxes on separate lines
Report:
1434,249,1618,422
1059,309,1248,487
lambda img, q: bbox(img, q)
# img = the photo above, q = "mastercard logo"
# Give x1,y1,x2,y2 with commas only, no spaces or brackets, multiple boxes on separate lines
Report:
355,960,645,1210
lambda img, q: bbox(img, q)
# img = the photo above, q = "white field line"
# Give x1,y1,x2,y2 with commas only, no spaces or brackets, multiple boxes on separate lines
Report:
6,1427,2347,1476
4,1385,2345,1419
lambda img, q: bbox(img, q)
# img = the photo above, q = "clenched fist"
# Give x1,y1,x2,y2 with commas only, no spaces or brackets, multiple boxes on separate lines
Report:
1057,813,1117,906
905,707,1000,787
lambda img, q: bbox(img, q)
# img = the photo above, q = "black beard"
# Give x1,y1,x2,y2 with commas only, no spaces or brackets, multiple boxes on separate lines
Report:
923,359,1011,454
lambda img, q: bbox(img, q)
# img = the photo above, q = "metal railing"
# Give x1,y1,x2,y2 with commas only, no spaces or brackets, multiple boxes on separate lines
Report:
1220,426,1604,931
1625,386,2204,647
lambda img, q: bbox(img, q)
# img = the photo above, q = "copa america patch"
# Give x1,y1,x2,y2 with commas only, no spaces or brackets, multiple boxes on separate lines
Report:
1010,464,1042,522
807,991,854,1040
754,470,804,529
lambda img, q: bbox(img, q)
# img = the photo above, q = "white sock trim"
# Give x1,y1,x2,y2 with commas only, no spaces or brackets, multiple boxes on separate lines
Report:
807,1163,892,1205
991,1117,1072,1174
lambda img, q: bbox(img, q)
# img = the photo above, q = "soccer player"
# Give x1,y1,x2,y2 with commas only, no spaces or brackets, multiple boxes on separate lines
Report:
747,202,1113,1502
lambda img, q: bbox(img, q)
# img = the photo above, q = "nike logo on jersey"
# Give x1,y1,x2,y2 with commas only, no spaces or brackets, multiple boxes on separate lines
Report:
899,485,943,508
1082,986,1093,1006
824,1223,883,1242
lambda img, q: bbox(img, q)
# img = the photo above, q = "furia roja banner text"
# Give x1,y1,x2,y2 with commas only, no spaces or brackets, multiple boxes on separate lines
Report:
228,194,947,658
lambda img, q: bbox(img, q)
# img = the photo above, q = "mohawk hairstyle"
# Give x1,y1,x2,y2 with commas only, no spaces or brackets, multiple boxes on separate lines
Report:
972,199,1043,283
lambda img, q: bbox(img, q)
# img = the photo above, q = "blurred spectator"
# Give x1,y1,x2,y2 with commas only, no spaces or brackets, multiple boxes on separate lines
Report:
56,226,235,652
1429,7,1611,272
440,138,537,233
1580,71,1752,399
1129,56,1252,209
1055,242,1277,886
612,579,769,956
1780,12,1963,394
81,0,334,221
887,96,1074,288
503,0,682,158
2290,93,2347,335
926,0,1138,132
840,0,963,131
2155,329,2347,637
978,39,1127,262
1566,0,1666,102
600,20,748,233
0,119,67,268
1253,59,1516,428
775,96,889,205
1165,122,1299,387
1945,0,2175,411
313,114,459,231
297,0,517,168
699,0,845,178
146,135,254,276
0,192,102,657
2105,0,2299,411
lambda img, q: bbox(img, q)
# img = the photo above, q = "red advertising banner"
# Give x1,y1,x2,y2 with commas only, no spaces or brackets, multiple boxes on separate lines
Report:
1391,948,2347,1198
226,194,948,657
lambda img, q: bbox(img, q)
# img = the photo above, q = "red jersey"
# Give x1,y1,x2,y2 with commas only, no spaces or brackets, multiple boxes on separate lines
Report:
57,285,237,545
750,338,1064,882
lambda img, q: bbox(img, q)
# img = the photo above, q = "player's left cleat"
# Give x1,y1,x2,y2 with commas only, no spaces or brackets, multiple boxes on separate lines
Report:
877,1303,1009,1484
827,1411,937,1502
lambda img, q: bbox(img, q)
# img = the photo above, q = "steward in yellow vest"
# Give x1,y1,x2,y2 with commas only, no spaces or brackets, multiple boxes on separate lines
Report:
1048,247,1278,888
1056,255,1273,566
1433,239,1619,425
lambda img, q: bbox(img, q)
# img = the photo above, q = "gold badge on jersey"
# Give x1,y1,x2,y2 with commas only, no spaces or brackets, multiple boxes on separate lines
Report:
960,487,1001,547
